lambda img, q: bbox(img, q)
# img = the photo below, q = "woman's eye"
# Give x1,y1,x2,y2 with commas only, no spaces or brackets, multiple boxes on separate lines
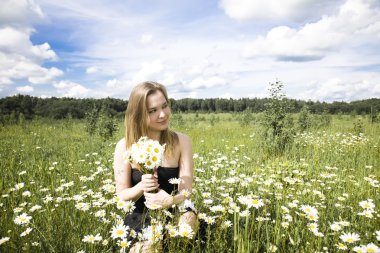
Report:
149,110,156,114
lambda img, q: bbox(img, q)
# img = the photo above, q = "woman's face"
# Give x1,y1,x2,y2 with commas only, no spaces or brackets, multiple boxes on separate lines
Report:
146,90,170,132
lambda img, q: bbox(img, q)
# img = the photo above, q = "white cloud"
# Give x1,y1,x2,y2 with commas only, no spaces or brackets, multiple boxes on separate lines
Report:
186,76,227,90
0,1,62,92
0,0,44,26
54,80,90,98
219,0,343,21
140,34,153,44
243,0,380,61
16,85,34,93
300,78,379,102
105,78,121,88
86,66,99,74
132,60,164,83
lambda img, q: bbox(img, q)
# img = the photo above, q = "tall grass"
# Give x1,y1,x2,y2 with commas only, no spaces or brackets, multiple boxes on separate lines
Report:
0,114,379,252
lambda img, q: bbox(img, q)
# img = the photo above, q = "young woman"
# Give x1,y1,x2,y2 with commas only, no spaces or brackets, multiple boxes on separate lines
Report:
113,81,197,252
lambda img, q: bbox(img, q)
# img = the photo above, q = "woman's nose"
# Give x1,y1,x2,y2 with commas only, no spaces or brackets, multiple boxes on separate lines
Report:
159,109,166,118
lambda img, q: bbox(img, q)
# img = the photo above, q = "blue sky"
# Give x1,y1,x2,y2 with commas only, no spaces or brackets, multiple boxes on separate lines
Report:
1,0,379,101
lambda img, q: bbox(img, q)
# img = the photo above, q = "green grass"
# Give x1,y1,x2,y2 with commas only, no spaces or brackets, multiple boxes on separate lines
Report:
0,114,379,252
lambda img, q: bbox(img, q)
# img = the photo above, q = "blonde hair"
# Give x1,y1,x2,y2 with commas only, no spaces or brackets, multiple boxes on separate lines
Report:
124,81,178,155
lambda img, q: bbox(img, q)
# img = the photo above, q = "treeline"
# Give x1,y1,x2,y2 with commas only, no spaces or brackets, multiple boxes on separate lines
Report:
0,94,379,121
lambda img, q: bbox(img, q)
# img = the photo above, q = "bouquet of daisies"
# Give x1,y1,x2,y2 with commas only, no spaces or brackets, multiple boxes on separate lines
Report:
123,136,166,174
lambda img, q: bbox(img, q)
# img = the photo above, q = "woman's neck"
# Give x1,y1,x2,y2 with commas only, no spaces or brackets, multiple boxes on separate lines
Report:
147,131,161,141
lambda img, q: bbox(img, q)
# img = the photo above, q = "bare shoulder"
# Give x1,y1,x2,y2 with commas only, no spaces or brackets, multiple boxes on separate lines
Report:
115,138,127,152
175,132,192,147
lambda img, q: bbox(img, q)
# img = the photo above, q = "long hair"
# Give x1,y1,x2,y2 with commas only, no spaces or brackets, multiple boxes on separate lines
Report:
124,81,178,156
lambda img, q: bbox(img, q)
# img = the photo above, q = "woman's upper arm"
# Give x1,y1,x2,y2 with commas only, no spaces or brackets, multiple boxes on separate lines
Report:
178,133,194,192
113,138,132,194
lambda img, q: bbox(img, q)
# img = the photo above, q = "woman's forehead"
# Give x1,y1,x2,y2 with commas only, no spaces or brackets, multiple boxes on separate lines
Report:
147,91,166,107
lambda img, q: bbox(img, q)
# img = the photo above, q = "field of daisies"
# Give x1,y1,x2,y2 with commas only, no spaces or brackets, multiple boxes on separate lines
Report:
1,114,379,253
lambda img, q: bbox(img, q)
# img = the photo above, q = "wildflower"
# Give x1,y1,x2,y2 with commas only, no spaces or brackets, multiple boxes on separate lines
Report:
82,234,102,244
75,202,90,211
30,205,42,212
102,184,116,193
205,216,215,225
168,228,179,237
198,213,207,220
203,199,213,205
142,223,164,243
118,239,131,248
358,209,374,218
13,207,23,213
359,200,375,210
15,182,25,190
336,243,347,250
110,224,129,239
14,213,32,225
180,199,196,212
340,232,360,244
181,189,191,198
95,210,106,218
20,227,33,237
269,244,278,252
366,243,379,252
0,237,10,245
178,223,194,239
238,195,264,209
300,205,318,216
222,220,233,228
281,222,289,229
22,191,31,197
168,177,182,184
352,245,367,253
210,205,225,213
239,210,250,217
376,230,380,241
330,223,342,232
338,221,351,227
308,223,318,233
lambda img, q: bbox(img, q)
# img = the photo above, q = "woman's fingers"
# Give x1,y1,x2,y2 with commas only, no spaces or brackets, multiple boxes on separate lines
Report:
141,174,159,191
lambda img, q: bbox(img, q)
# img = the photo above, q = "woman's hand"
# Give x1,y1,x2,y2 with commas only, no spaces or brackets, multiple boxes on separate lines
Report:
140,174,159,193
144,189,174,210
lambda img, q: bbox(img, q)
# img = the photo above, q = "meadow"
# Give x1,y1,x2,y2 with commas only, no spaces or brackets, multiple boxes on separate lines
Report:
0,113,379,253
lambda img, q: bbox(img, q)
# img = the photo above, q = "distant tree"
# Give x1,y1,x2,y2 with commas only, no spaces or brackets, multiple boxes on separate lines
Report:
370,106,378,124
98,103,118,140
85,104,99,135
261,80,295,154
298,105,311,132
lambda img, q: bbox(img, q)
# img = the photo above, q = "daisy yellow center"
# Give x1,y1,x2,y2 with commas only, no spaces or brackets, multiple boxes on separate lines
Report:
154,148,159,153
116,230,124,235
120,241,128,247
182,231,189,236
152,156,158,162
368,248,375,253
251,200,259,205
346,238,353,243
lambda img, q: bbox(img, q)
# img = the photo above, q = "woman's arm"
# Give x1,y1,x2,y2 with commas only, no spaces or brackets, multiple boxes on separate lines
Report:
173,132,194,204
113,139,159,201
143,132,194,209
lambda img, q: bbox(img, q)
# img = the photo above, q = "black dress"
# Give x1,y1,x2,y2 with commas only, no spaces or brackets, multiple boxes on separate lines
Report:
123,166,179,234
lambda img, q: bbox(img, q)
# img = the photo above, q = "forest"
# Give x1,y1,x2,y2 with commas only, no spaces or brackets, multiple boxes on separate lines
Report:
0,94,379,121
